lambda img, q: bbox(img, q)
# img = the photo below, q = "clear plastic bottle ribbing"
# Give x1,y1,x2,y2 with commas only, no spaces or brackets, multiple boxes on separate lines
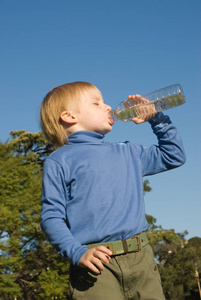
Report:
111,84,186,122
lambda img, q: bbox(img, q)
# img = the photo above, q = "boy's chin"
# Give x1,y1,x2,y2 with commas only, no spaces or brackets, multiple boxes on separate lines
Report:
94,128,112,136
100,128,113,135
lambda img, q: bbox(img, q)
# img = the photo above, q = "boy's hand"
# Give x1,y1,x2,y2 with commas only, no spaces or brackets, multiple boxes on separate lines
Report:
126,94,156,124
79,246,112,274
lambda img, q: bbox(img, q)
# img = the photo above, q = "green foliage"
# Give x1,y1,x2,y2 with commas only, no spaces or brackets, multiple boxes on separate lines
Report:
158,239,201,300
38,268,69,299
143,179,152,195
7,130,56,164
0,132,69,300
146,216,201,299
0,274,22,297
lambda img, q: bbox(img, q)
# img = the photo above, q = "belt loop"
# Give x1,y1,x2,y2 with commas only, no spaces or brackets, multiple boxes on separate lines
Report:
122,239,128,253
108,243,113,253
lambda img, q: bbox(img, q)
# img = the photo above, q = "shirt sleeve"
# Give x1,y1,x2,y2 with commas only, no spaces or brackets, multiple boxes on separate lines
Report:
40,158,88,266
137,112,186,176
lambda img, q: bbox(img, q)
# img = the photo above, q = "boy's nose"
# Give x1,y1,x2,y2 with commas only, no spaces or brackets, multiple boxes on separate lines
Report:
105,104,111,112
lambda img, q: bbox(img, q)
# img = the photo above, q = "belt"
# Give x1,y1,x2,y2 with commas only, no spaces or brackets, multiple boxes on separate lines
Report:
87,232,149,256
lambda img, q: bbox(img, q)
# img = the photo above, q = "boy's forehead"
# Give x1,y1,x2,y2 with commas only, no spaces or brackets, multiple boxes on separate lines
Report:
84,87,102,99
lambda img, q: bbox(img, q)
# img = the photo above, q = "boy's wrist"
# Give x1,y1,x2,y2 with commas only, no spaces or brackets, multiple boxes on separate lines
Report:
74,245,89,266
148,112,165,125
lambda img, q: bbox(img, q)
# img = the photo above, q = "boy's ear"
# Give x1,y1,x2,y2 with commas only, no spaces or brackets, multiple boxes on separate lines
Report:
60,111,78,124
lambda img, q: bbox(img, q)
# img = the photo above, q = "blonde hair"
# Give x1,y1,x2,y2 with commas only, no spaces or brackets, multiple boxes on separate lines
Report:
40,81,97,146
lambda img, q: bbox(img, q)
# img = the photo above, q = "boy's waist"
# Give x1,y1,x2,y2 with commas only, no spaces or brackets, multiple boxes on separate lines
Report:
87,232,149,256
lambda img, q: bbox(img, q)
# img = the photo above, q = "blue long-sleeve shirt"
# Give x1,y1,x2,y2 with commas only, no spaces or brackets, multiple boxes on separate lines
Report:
41,113,186,266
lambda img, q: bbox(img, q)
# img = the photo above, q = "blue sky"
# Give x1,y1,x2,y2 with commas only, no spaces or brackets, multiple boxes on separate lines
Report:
0,0,200,239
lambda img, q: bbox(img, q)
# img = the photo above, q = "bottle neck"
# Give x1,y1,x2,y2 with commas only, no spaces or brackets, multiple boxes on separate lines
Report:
110,110,118,122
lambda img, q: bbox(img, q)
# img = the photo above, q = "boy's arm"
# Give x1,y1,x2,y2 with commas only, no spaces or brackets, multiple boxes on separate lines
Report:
136,111,186,176
41,158,88,266
41,158,112,270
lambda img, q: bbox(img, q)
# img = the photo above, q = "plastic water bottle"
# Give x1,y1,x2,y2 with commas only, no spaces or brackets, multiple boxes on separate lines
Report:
111,84,186,122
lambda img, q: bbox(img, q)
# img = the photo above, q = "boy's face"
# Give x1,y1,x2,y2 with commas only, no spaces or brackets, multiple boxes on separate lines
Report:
75,88,114,135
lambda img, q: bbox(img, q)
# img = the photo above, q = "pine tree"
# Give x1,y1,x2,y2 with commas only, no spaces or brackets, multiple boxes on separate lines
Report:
0,132,70,300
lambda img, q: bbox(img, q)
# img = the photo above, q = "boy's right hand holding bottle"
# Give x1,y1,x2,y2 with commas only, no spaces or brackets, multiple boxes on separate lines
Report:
127,94,156,124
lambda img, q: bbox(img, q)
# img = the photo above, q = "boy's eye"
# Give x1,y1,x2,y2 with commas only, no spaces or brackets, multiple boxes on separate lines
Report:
93,103,99,105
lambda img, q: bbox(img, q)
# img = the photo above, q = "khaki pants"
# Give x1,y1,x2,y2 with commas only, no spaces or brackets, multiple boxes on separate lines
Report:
69,244,166,300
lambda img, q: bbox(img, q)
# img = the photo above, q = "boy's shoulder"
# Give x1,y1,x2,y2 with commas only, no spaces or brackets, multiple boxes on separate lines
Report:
46,144,69,163
45,141,90,164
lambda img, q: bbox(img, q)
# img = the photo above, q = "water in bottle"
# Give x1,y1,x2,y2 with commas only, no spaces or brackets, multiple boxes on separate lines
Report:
111,84,186,122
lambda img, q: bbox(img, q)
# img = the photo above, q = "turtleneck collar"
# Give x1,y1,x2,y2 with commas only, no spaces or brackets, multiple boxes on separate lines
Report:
67,131,105,145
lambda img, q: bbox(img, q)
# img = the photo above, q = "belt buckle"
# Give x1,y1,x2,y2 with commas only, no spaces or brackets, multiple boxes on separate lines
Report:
132,235,141,252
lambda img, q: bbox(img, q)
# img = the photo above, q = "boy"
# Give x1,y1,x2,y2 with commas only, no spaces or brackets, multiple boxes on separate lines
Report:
40,81,186,300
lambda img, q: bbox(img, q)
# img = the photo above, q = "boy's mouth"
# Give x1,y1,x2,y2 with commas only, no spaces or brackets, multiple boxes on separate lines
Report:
108,117,115,126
